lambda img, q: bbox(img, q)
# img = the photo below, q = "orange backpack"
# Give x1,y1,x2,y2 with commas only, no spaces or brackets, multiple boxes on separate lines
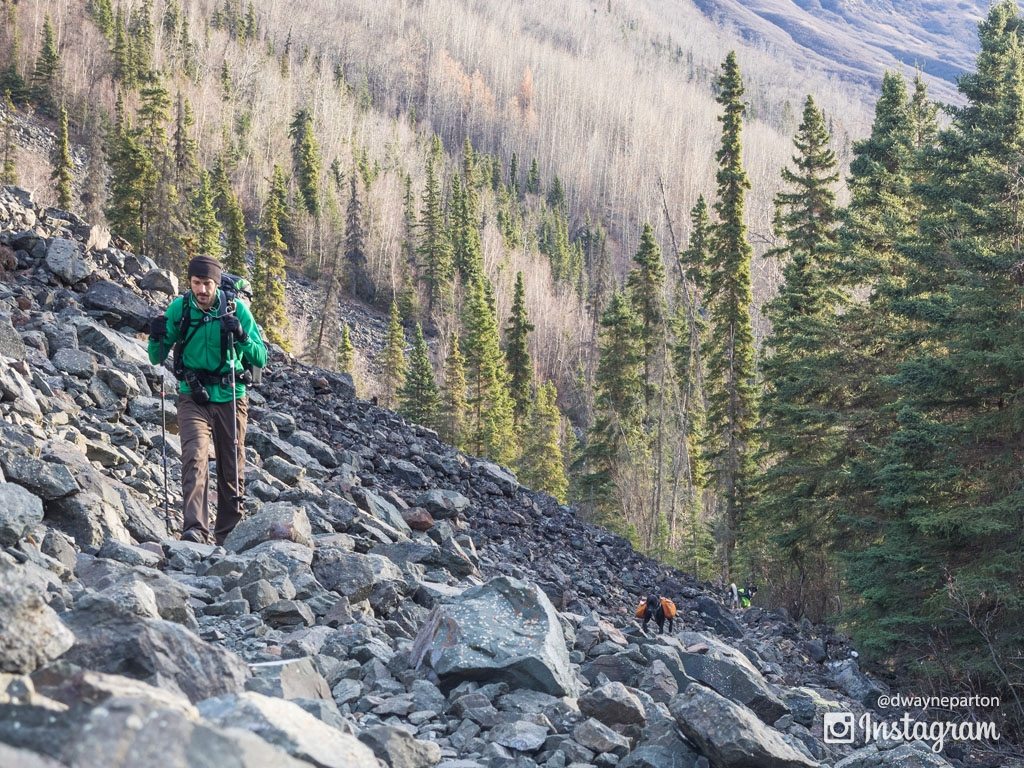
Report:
660,597,677,619
635,599,647,618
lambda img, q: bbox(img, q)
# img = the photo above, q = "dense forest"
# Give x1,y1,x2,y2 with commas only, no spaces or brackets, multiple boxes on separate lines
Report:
2,0,1022,737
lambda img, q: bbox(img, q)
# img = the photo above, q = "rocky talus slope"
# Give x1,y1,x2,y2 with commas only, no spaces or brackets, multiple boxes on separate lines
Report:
0,185,991,768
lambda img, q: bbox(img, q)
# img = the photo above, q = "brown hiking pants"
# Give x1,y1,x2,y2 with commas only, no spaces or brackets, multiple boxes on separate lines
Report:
178,394,248,545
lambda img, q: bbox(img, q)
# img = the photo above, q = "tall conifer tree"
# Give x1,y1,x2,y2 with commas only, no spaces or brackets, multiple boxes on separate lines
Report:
382,301,407,409
399,323,441,429
705,52,759,578
504,271,534,423
442,332,468,450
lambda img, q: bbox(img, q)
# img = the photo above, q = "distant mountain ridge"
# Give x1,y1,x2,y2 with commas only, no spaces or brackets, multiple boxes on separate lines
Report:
691,0,987,101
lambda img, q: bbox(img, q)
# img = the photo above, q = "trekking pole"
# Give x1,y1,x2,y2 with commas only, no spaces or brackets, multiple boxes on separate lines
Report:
160,371,170,534
229,342,242,523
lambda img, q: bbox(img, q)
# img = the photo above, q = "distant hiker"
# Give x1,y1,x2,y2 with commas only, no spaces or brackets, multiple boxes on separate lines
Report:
636,594,677,634
148,254,267,545
730,582,757,610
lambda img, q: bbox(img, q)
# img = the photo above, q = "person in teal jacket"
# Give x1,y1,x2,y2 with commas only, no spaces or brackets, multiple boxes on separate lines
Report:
148,254,267,545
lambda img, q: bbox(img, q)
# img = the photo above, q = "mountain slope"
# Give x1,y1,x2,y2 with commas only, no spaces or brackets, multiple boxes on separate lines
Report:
691,0,986,102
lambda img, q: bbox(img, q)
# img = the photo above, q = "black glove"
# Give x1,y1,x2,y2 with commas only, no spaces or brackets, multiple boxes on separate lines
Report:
222,314,248,343
150,315,168,340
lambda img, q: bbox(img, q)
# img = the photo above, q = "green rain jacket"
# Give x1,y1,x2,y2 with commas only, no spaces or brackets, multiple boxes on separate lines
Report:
148,290,267,403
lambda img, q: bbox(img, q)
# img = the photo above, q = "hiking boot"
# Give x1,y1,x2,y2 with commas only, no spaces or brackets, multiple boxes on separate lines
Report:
180,528,210,544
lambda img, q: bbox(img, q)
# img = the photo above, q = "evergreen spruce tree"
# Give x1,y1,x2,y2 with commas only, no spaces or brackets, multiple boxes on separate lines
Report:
519,381,569,502
90,0,115,37
289,108,321,217
382,301,407,409
1,91,17,185
504,271,534,424
576,291,645,526
705,52,760,578
399,323,441,429
251,166,290,350
128,0,154,81
625,223,667,408
509,152,519,196
104,114,149,250
752,95,842,613
337,322,354,374
222,186,248,278
461,275,517,465
346,173,374,301
441,332,468,449
135,77,182,266
0,4,27,103
111,8,134,88
190,170,223,259
51,105,74,210
526,157,540,194
173,93,199,187
31,15,60,116
418,136,453,318
547,175,565,209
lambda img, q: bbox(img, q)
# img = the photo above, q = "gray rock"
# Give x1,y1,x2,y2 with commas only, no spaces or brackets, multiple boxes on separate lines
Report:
696,595,745,638
579,681,646,726
409,575,578,697
473,460,519,494
199,691,383,768
669,684,818,768
0,451,78,502
675,631,788,724
0,697,313,768
313,547,404,602
52,347,97,378
288,429,338,468
263,455,307,485
416,489,471,520
0,561,75,673
139,268,178,295
638,659,680,704
489,720,549,752
45,238,90,284
0,314,26,360
82,280,152,331
262,599,315,628
359,725,443,768
572,717,631,757
72,316,151,368
223,503,313,554
392,458,428,488
247,657,333,702
828,659,886,709
0,481,45,546
84,224,111,252
60,604,250,703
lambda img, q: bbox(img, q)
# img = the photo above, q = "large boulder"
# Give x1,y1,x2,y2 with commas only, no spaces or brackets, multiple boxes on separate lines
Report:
44,238,91,284
0,561,75,674
409,575,578,697
60,603,250,703
674,631,788,724
0,481,45,546
312,547,404,602
669,684,819,768
224,503,313,554
198,691,383,768
82,280,153,331
0,698,312,768
359,725,443,768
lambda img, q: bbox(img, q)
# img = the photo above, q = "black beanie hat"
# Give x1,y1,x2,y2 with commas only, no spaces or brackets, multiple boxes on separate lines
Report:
187,254,223,284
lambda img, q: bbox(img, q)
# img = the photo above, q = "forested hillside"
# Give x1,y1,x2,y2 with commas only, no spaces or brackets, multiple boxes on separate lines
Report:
2,0,1022,740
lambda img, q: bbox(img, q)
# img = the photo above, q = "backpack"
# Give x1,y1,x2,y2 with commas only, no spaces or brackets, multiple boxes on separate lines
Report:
660,598,677,619
635,599,647,619
172,272,263,386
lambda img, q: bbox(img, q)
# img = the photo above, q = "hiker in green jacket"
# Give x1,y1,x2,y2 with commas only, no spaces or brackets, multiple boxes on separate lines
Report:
148,254,267,545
